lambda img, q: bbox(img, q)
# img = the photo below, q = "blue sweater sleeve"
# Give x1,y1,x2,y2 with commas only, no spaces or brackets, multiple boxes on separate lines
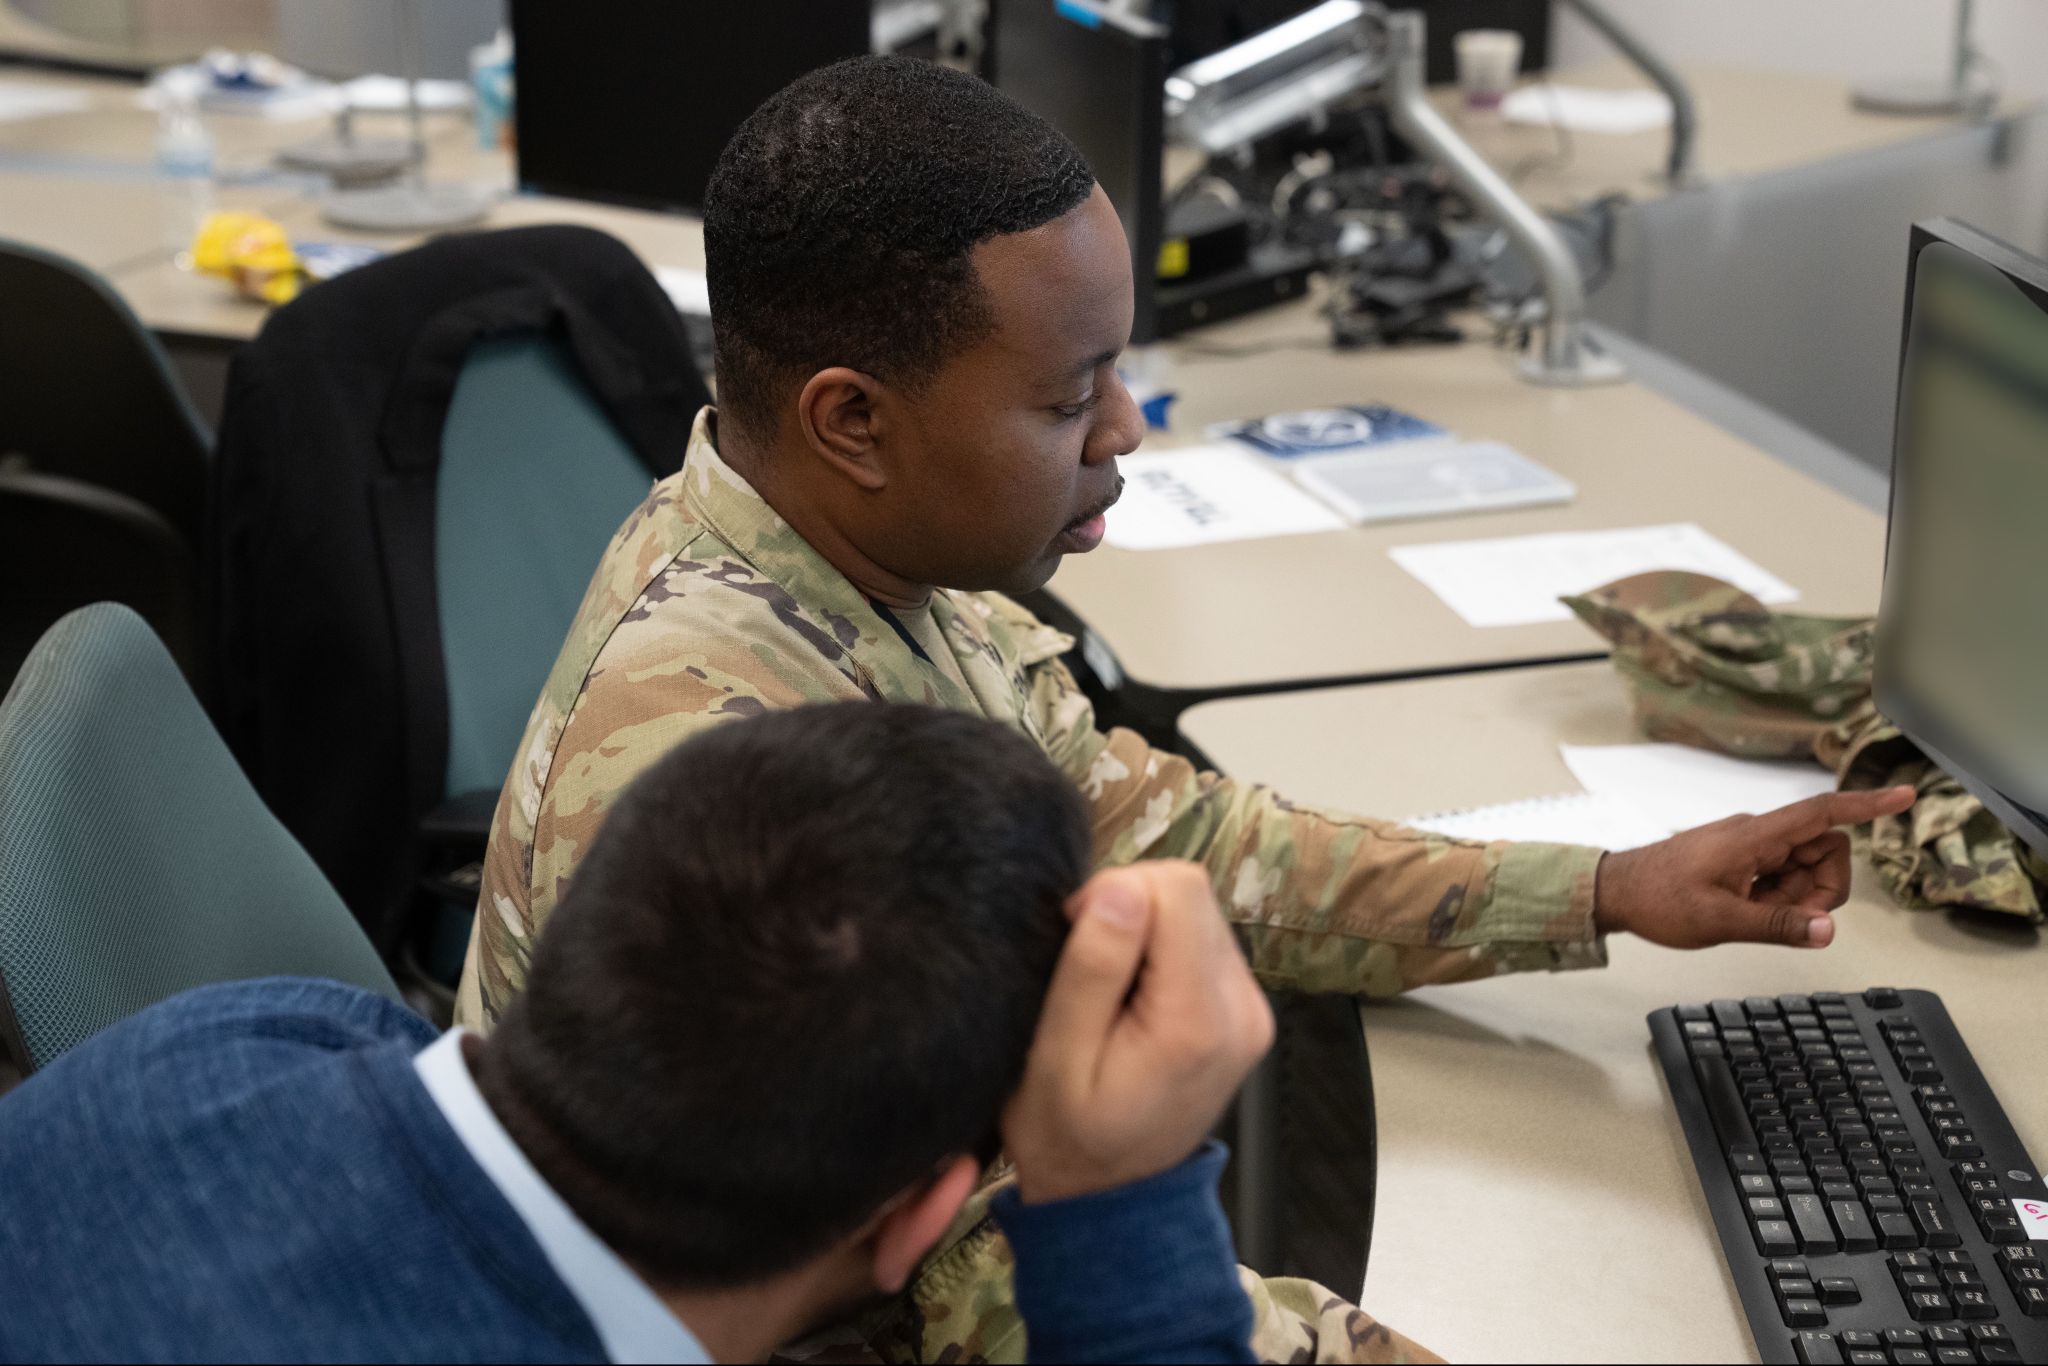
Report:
990,1141,1254,1365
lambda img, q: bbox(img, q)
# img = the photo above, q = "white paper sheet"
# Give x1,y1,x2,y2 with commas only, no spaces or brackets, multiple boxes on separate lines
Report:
653,266,711,317
1560,743,1838,834
1103,446,1346,550
1388,522,1797,628
1501,84,1674,134
0,82,92,123
1407,791,1670,850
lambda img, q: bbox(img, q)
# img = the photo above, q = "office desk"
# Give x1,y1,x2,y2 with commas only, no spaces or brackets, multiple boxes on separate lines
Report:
117,186,700,345
1045,297,1885,703
1449,63,2027,213
1178,662,2046,1364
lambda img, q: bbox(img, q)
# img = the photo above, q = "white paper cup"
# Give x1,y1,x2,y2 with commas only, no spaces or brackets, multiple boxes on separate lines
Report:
1454,29,1523,110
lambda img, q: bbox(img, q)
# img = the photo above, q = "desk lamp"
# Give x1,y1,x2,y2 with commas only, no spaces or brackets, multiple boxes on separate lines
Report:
319,0,491,231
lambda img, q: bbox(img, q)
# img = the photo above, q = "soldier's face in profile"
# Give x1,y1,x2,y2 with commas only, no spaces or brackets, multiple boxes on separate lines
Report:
860,186,1145,595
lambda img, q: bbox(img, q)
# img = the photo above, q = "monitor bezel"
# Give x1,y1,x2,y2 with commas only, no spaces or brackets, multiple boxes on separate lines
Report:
1873,216,2048,859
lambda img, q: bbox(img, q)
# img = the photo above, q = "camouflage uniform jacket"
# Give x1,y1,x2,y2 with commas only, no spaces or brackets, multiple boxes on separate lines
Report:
458,408,1605,1025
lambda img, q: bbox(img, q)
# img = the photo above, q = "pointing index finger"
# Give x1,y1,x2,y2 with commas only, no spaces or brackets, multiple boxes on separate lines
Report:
1755,785,1915,843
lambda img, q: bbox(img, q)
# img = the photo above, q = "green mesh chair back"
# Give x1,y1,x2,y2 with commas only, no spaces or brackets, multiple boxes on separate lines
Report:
0,605,398,1076
434,333,654,800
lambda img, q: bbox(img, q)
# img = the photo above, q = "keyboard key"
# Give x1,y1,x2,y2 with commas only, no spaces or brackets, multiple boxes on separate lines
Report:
1908,1291,1955,1321
1877,1211,1920,1248
1933,1250,1975,1267
1794,1330,1845,1364
1742,1174,1778,1198
1893,1252,1936,1272
1894,1352,1934,1366
1750,1196,1788,1221
1941,1134,1983,1159
1816,1276,1860,1304
1778,994,1812,1013
1845,1352,1885,1366
1832,1200,1879,1251
1747,996,1781,1017
1951,1288,1996,1319
1678,1003,1710,1021
1983,1213,2025,1244
1789,1194,1840,1253
1900,1271,1944,1293
1913,1199,1964,1247
1933,1350,1975,1366
1768,1258,1810,1279
1978,1346,2023,1364
2017,1285,2048,1317
1782,1298,1826,1327
1941,1267,1984,1288
1712,999,1748,1030
1887,1328,1927,1347
1754,1219,1799,1256
1970,1324,2013,1342
1864,987,1902,1008
1777,1277,1817,1300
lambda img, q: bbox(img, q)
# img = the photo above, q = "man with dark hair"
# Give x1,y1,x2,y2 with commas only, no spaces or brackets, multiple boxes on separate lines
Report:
0,705,1273,1363
458,53,1911,1362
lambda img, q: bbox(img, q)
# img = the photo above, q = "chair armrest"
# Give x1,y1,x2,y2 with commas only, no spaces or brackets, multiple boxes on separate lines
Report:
419,788,499,847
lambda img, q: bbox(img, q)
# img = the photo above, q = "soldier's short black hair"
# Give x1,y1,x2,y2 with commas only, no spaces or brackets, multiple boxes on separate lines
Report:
704,54,1097,438
478,702,1090,1288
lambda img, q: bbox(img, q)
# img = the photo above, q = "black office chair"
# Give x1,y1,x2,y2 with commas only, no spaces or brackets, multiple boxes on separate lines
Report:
1221,991,1380,1297
0,466,199,687
209,226,708,978
0,239,212,548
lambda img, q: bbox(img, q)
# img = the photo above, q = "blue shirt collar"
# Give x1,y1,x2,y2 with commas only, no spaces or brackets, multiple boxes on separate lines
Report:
413,1029,710,1365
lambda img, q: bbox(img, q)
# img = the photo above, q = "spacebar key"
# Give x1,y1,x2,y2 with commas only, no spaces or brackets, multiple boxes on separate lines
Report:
1694,1055,1763,1173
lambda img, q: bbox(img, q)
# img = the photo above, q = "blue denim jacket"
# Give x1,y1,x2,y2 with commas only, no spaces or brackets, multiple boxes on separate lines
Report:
0,979,1252,1363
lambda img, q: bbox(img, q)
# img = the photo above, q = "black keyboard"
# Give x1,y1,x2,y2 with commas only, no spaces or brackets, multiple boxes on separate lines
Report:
1651,989,2048,1365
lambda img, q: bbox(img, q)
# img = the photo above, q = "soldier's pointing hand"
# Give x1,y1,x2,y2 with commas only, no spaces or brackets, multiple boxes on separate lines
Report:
1592,785,1918,949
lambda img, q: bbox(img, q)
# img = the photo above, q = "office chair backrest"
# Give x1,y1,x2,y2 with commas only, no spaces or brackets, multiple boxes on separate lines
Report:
436,334,653,798
0,605,398,1079
208,225,705,950
0,467,199,688
0,239,211,547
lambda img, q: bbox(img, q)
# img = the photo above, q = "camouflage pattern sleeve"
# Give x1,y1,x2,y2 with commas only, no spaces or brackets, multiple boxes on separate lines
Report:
1026,659,1607,996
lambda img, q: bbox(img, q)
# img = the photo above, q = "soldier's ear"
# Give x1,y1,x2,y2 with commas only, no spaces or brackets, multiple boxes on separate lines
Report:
796,367,888,492
868,1154,981,1295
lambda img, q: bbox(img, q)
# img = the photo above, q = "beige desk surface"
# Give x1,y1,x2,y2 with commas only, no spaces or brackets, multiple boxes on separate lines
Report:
1455,62,2030,212
0,166,293,271
111,178,703,341
1047,298,1886,693
1178,662,2046,1364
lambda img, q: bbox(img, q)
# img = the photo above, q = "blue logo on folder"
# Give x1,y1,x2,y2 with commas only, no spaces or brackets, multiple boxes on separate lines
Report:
1215,405,1446,458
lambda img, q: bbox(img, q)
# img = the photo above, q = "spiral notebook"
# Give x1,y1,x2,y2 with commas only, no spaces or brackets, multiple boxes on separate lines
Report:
1406,791,1670,850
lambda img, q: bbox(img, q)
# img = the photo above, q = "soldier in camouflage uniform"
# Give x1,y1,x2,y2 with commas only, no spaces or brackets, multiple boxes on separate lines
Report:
457,58,1910,1363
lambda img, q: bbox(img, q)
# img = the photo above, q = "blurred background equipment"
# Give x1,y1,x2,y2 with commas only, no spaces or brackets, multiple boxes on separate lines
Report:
1853,0,1997,117
507,0,872,214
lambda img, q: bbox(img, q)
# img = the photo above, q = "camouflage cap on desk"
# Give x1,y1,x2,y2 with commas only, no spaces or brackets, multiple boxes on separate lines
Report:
1817,707,2047,924
1565,570,2043,923
1561,571,1873,760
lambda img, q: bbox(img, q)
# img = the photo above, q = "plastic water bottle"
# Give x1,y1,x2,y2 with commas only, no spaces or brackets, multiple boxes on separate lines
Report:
469,29,514,151
155,67,217,258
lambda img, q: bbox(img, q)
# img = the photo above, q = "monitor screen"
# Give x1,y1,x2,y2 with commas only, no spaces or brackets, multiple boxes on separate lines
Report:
509,0,871,214
1876,222,2048,844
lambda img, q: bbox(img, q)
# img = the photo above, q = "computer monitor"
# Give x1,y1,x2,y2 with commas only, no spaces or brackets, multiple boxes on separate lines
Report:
507,0,871,214
1873,218,2048,858
992,0,1170,343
